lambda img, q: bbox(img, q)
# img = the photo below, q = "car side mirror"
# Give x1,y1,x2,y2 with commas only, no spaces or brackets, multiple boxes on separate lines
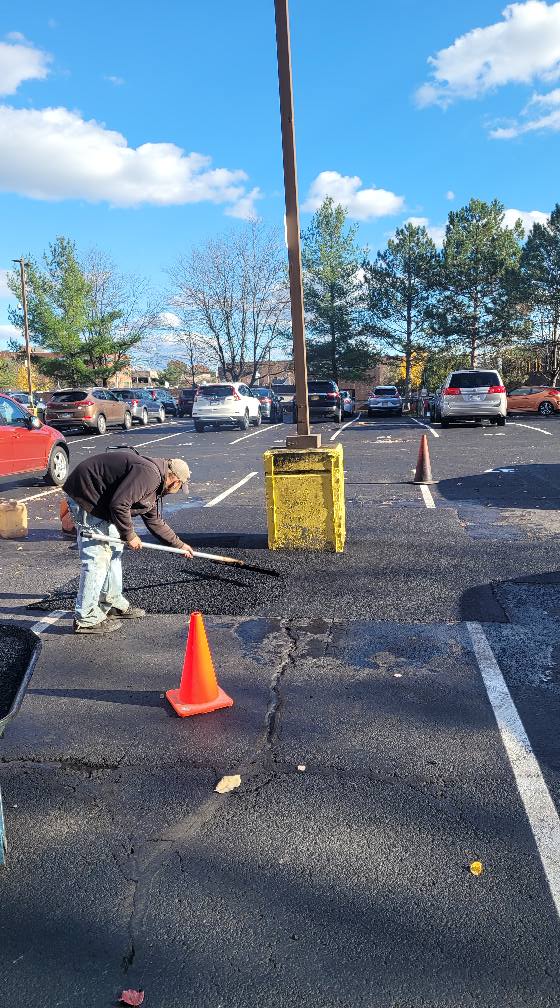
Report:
28,415,42,430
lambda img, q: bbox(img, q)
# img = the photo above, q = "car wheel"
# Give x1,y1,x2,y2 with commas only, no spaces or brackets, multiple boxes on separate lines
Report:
140,408,149,426
122,411,132,431
194,421,205,432
239,410,250,431
336,409,343,423
157,407,165,423
538,401,555,416
96,414,107,435
253,410,262,427
368,410,374,418
496,416,506,426
44,445,69,486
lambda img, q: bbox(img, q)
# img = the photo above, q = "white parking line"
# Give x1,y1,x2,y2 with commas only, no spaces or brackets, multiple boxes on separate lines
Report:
16,487,63,504
467,622,560,920
204,472,258,507
329,416,360,441
67,420,193,446
31,610,70,634
229,424,282,445
419,484,436,508
409,417,440,438
133,432,189,448
509,422,553,436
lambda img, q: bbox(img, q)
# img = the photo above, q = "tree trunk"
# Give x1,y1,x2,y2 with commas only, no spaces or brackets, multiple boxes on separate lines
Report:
404,288,413,398
329,283,338,385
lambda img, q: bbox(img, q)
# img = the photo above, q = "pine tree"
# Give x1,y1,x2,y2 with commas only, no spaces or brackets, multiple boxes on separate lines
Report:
301,197,376,383
8,237,147,386
436,199,525,367
365,222,440,397
519,204,560,386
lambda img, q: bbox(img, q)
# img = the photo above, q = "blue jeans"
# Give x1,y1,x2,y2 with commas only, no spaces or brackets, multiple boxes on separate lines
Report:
66,498,130,627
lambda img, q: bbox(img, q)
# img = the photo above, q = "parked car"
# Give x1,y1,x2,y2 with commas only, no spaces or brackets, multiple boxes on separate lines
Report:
506,386,560,416
45,388,133,434
251,387,283,423
0,393,69,484
143,387,178,417
178,388,198,417
110,388,166,425
367,386,403,417
433,369,506,427
271,383,296,413
293,380,343,424
340,390,355,416
7,390,50,421
192,382,261,431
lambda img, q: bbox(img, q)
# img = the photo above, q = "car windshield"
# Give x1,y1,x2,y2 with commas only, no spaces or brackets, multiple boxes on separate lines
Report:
49,391,87,402
308,381,337,393
272,385,295,395
254,388,272,396
180,390,196,399
110,390,136,399
448,372,500,389
199,385,235,398
374,387,398,396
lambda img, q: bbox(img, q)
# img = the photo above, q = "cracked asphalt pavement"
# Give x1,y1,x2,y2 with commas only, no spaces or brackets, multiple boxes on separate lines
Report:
2,411,560,1006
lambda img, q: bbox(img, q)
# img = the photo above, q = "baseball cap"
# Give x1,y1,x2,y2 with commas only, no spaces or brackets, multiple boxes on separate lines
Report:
168,458,191,487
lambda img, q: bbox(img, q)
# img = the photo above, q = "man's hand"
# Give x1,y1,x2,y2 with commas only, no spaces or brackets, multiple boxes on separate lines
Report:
178,541,194,559
127,534,143,550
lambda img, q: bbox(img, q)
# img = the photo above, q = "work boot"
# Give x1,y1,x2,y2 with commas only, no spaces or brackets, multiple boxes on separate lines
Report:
73,619,122,634
106,606,146,619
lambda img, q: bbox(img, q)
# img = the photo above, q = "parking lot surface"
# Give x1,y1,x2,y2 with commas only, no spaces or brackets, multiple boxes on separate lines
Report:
2,410,560,1006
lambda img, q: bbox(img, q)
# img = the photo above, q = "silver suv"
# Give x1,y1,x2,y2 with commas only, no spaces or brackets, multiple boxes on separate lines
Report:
434,369,507,427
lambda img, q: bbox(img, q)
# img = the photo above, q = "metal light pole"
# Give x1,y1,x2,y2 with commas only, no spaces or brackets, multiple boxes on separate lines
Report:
13,258,33,403
274,0,319,448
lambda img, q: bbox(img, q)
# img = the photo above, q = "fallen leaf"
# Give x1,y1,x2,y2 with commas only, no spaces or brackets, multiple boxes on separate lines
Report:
469,860,483,876
297,764,306,772
215,774,241,794
119,991,144,1006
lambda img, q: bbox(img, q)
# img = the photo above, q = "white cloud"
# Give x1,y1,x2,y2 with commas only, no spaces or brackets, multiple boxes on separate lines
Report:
225,186,263,221
0,269,12,298
416,1,560,107
158,311,182,329
0,105,256,211
0,37,51,96
490,86,560,135
303,171,404,220
405,216,446,247
104,75,124,86
0,323,19,346
503,207,549,231
446,190,455,200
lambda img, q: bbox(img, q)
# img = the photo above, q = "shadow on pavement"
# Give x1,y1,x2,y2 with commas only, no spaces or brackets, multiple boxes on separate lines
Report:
437,464,560,509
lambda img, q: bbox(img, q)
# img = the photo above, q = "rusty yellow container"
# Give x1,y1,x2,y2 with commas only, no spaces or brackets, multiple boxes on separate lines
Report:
263,444,345,552
0,499,28,539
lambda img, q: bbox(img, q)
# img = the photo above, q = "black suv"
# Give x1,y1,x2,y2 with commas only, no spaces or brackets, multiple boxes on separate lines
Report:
293,380,343,423
143,387,178,417
178,388,198,417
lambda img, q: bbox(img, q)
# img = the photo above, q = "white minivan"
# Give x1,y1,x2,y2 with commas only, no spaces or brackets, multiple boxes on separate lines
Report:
433,369,507,427
192,383,261,432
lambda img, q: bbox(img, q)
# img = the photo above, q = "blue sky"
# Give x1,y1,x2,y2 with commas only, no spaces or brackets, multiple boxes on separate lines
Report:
1,0,560,353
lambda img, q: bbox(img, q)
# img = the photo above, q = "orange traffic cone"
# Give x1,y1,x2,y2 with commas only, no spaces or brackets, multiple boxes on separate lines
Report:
166,612,234,717
412,434,435,485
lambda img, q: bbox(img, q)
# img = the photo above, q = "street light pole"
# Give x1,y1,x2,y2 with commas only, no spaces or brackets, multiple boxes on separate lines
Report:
13,257,33,403
274,0,319,448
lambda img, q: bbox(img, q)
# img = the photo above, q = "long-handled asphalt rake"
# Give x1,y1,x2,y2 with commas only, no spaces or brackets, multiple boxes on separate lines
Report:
83,531,281,578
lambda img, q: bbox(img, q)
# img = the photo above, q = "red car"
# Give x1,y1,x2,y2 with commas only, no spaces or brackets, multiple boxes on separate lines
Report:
0,392,69,484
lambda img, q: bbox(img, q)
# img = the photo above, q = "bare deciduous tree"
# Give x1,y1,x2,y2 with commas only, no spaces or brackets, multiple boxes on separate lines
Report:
167,222,290,384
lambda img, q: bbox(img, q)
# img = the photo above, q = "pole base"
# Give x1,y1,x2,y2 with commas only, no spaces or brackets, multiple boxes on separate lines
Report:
411,479,436,486
285,434,321,449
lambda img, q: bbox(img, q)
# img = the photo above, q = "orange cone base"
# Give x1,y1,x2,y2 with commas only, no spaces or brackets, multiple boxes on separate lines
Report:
165,685,234,718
